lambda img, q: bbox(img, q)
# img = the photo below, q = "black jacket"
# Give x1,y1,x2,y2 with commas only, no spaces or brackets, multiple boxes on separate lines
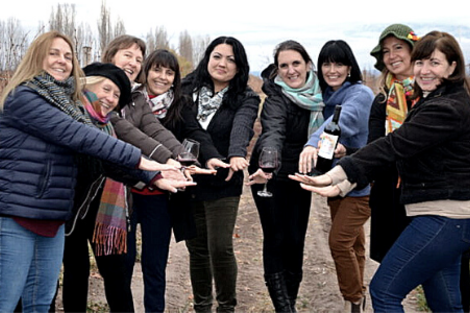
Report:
181,72,260,201
249,65,311,181
341,82,470,205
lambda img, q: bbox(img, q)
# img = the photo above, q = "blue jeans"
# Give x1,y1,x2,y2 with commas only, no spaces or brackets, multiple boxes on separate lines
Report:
126,193,171,313
0,217,64,313
370,215,470,312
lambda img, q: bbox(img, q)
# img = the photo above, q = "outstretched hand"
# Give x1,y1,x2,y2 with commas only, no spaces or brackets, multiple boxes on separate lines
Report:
299,183,341,197
226,157,249,181
185,166,217,176
246,168,272,186
154,178,197,193
288,172,332,187
298,146,318,174
206,158,231,171
138,156,180,172
289,172,341,197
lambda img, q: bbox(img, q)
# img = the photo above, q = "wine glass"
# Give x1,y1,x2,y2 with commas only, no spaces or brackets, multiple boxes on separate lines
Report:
177,139,200,170
257,147,278,197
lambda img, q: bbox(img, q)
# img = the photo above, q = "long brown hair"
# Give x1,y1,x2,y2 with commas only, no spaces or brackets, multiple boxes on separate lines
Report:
0,31,83,110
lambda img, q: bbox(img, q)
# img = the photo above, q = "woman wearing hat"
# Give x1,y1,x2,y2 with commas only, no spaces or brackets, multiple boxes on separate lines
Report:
59,62,194,313
367,23,419,264
293,29,470,313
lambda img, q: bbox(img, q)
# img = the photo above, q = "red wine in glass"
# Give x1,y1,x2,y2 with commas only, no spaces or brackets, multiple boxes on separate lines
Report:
177,152,198,167
178,139,200,170
257,147,278,197
260,164,276,174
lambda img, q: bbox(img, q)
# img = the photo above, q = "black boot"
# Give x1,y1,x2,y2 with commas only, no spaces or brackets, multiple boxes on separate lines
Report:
264,272,293,313
285,271,302,313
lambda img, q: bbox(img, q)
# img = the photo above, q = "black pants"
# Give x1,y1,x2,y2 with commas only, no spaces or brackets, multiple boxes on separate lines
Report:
61,193,134,313
251,178,311,275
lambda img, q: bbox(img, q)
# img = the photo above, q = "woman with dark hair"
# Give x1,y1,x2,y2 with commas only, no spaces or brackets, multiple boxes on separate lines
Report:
247,40,323,312
298,40,374,312
292,30,470,312
124,49,220,313
182,36,260,313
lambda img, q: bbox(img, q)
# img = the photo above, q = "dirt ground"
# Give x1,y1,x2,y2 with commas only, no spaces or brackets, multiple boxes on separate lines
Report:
53,179,423,313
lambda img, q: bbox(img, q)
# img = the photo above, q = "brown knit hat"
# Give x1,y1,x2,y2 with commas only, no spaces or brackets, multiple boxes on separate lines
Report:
370,24,419,72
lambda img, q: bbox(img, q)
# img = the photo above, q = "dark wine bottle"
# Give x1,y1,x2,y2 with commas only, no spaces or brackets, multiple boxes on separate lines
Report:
314,105,342,174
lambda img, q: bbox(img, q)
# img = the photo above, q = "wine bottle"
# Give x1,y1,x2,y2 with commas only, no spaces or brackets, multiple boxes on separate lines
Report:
314,105,342,174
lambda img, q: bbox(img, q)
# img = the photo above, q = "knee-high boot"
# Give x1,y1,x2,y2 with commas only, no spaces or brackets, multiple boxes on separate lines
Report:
285,271,302,312
264,272,293,313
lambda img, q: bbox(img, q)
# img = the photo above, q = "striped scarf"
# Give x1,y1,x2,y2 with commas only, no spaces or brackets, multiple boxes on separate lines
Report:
25,72,93,126
385,73,417,135
82,91,128,256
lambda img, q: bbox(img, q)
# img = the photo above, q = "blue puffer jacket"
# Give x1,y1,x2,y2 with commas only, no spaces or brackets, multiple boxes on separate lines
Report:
0,86,142,221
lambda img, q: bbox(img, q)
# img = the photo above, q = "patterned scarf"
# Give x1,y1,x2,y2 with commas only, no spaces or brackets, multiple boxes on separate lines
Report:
196,85,228,121
144,87,174,119
82,91,128,256
385,72,417,135
275,70,324,137
25,72,93,126
83,89,109,124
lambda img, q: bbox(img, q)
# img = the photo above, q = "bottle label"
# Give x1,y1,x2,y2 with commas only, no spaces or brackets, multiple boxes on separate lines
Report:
318,133,339,160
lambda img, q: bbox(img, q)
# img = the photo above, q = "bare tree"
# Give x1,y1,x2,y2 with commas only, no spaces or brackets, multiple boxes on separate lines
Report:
0,18,29,72
178,30,193,67
146,26,170,52
155,26,170,50
114,17,126,38
98,0,113,53
49,3,76,41
192,34,211,67
76,23,96,66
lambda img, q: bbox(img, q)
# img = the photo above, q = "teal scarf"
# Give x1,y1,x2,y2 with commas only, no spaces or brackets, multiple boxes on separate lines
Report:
275,70,324,136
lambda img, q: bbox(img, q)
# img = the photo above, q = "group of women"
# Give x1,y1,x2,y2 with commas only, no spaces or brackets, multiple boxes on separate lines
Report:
1,23,470,313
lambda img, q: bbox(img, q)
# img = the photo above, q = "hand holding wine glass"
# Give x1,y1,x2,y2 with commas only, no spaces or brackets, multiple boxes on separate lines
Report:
257,147,278,197
177,139,200,170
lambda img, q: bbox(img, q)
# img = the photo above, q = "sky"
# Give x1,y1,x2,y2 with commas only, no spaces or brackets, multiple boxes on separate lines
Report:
1,0,469,73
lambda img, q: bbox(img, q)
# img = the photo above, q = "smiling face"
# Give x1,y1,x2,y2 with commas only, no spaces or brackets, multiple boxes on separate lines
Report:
277,50,310,89
207,44,238,92
146,64,175,96
87,78,121,115
321,61,350,91
112,43,143,84
42,37,73,81
382,36,413,80
414,48,456,93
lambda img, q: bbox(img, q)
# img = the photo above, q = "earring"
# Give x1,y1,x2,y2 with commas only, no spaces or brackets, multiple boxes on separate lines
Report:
348,72,351,77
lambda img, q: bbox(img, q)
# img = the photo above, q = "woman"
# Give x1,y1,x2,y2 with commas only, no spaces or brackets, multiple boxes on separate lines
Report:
60,62,192,313
367,23,419,263
247,40,323,312
299,40,374,312
101,36,189,312
0,31,166,312
292,30,470,312
104,35,184,167
124,49,220,313
182,36,260,313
